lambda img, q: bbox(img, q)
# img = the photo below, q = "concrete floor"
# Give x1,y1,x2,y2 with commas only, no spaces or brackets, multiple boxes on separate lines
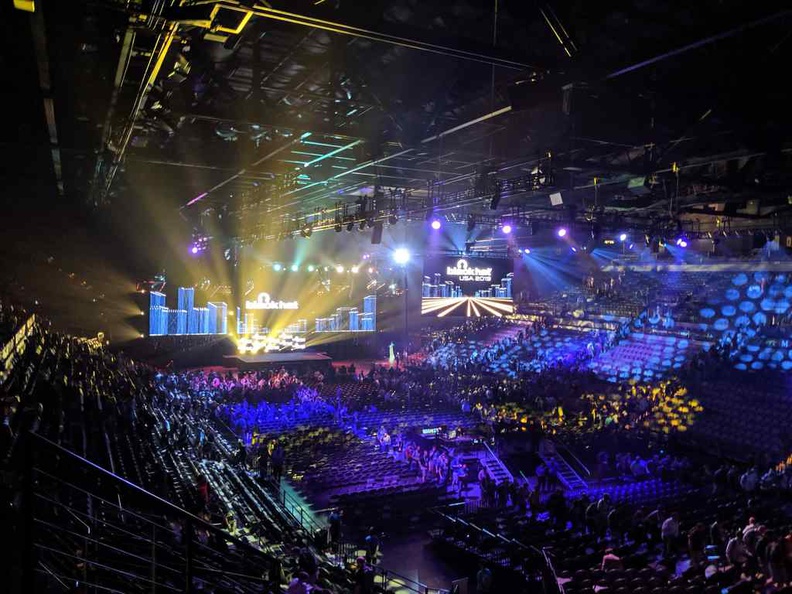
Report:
379,531,472,592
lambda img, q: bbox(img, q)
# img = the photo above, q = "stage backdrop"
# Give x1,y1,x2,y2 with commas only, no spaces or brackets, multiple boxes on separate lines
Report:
421,256,514,317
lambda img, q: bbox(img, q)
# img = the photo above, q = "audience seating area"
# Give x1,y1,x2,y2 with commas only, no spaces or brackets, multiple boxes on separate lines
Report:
5,262,792,594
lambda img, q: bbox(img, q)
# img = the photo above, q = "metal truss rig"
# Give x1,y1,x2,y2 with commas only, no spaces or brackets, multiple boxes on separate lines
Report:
237,168,554,242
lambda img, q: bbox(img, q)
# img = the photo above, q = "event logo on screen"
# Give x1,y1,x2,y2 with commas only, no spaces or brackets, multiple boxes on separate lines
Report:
245,292,299,310
422,256,514,318
446,259,493,282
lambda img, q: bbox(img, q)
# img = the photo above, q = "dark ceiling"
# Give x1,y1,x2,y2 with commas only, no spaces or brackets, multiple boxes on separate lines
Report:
4,0,792,245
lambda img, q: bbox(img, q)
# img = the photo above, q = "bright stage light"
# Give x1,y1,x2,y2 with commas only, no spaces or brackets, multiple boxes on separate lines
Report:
502,224,512,235
336,265,345,273
368,267,374,274
351,266,359,274
524,248,531,254
290,264,299,272
190,245,199,254
619,233,628,242
430,219,442,230
307,265,315,272
675,237,688,248
273,263,283,271
393,248,410,265
557,227,568,238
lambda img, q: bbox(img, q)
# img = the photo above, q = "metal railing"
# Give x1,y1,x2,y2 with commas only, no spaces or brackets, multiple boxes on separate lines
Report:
269,478,327,536
555,440,592,479
17,431,277,594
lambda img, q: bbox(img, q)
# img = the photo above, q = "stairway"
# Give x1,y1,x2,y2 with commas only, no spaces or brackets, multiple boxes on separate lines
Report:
482,443,514,485
538,443,588,494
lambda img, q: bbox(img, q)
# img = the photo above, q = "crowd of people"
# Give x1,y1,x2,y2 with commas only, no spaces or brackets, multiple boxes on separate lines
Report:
4,260,792,594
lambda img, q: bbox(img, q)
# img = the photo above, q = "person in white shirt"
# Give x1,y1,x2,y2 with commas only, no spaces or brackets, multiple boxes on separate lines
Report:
661,513,680,557
726,529,750,570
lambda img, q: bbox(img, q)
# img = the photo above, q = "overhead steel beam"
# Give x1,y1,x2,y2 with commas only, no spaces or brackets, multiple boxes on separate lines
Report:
606,9,792,79
179,111,366,140
183,134,311,207
90,25,136,205
28,1,63,195
168,2,540,70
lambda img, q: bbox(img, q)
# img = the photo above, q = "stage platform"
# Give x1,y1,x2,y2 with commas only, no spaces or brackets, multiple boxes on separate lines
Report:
223,351,333,369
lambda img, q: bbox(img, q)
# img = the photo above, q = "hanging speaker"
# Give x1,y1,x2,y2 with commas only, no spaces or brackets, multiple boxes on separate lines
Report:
371,222,383,244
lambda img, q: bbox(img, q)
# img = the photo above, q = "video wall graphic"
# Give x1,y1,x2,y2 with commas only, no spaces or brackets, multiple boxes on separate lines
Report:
237,293,376,335
235,264,378,354
422,256,514,317
149,287,228,336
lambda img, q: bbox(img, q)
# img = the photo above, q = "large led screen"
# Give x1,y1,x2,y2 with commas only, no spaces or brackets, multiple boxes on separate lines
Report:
149,287,228,336
421,256,514,317
236,266,376,353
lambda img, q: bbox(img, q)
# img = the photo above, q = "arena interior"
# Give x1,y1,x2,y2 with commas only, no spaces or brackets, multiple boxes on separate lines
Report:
2,2,792,593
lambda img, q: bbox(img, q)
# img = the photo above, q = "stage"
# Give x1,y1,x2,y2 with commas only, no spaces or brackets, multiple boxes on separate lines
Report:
223,351,333,370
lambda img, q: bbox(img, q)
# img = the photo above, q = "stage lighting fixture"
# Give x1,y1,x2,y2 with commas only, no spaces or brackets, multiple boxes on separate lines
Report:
346,221,354,232
524,248,531,254
388,213,398,225
351,266,360,274
334,222,342,233
502,224,513,235
557,227,568,238
290,264,299,272
368,267,374,274
430,218,442,230
273,263,283,271
676,238,688,248
307,265,315,272
336,265,345,273
190,245,199,254
359,221,366,231
619,233,628,242
393,248,410,265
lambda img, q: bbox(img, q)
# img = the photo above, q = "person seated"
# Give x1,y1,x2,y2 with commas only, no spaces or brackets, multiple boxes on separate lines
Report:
601,548,623,571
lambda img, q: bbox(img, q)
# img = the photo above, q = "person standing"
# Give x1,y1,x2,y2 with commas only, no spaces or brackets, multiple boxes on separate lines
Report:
476,563,493,594
364,528,380,564
661,512,680,558
271,442,285,483
328,509,342,554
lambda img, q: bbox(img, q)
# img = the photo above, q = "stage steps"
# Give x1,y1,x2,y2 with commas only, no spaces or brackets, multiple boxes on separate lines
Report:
482,442,514,486
538,441,588,494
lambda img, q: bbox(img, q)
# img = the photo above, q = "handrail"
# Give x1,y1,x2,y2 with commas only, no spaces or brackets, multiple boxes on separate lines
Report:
483,440,514,483
542,547,564,594
556,441,592,478
25,431,276,566
372,565,431,594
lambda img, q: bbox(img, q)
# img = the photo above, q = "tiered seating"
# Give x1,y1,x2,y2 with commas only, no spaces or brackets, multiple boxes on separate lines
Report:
588,332,695,381
352,409,478,436
260,427,424,505
684,372,792,460
429,325,598,376
584,477,697,507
